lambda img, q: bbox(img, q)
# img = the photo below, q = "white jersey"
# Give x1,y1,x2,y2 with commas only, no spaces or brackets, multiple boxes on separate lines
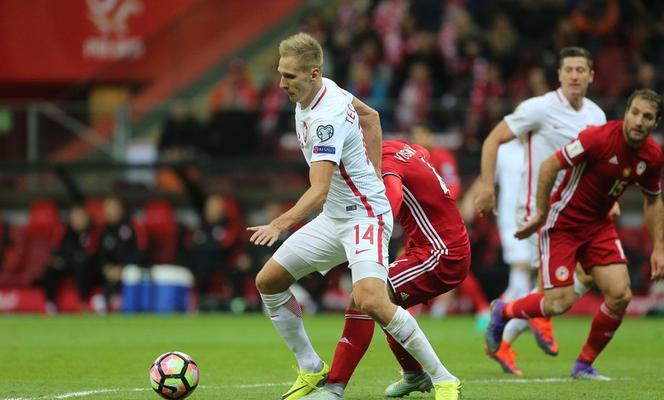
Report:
294,78,390,218
495,139,524,231
504,88,606,222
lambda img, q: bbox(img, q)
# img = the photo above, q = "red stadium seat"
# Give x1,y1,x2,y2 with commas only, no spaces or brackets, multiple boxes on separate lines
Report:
0,200,62,287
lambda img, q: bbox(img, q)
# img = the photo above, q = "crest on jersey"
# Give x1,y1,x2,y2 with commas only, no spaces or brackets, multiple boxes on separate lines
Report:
623,168,631,177
316,124,334,142
636,161,646,176
554,266,569,282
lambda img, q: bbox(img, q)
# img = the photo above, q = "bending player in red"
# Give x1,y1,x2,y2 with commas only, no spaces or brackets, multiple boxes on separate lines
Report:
302,139,470,399
485,89,664,380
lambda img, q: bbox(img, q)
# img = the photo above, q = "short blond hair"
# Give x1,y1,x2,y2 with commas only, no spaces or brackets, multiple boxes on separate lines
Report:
279,32,323,72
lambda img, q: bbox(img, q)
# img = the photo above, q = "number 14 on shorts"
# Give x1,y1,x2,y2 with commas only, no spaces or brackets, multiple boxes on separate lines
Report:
354,224,375,248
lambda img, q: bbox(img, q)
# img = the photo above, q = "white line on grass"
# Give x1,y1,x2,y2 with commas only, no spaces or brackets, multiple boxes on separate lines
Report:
0,377,642,400
1,383,292,400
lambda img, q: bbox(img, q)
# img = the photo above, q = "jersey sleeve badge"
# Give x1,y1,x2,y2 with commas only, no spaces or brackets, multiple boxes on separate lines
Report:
316,124,334,142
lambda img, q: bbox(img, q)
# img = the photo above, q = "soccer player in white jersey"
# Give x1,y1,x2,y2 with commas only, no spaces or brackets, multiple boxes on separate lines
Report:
474,47,606,374
486,139,532,375
248,33,460,400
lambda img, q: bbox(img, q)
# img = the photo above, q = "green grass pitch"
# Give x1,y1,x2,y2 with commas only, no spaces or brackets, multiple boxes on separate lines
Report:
1,314,663,399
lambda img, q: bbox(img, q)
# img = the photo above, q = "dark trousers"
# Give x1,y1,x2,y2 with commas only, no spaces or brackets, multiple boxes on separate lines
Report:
42,263,93,303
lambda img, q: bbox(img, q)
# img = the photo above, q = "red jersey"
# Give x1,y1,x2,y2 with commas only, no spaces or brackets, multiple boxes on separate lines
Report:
382,140,469,256
547,120,663,229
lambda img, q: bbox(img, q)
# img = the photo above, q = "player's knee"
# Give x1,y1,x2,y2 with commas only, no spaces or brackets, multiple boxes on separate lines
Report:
255,259,292,294
353,287,388,320
545,291,575,315
353,290,379,316
607,286,632,311
254,269,270,293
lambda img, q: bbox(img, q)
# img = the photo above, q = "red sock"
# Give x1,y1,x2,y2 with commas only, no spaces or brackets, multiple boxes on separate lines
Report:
327,309,375,385
458,273,489,312
577,302,625,364
385,329,422,373
503,293,546,319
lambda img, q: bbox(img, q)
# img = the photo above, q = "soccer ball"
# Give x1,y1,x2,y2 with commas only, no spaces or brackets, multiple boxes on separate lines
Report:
149,351,200,399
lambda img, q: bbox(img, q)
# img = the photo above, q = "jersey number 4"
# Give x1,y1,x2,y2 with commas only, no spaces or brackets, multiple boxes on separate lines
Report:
420,157,451,195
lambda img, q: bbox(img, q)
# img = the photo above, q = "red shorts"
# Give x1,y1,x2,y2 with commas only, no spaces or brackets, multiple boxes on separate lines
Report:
388,245,470,309
539,222,627,289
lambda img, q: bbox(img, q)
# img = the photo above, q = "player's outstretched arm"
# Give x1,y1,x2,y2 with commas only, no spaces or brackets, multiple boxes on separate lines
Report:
643,193,664,280
475,121,516,215
515,154,563,239
352,97,382,176
248,160,335,246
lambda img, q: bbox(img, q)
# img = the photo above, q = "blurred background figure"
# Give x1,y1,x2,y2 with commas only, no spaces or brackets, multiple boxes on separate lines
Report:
408,124,490,329
158,99,204,162
409,124,460,198
98,196,144,312
188,194,244,312
41,205,99,315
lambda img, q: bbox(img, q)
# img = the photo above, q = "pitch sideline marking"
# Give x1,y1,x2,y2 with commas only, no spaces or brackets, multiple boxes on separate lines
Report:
1,377,643,400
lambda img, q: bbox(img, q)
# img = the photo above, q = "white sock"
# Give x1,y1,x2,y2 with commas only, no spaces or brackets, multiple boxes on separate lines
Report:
504,269,531,301
503,318,529,343
261,291,322,372
573,273,592,298
384,306,456,384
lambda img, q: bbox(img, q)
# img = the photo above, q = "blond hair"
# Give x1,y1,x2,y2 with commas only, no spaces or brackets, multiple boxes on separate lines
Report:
279,32,323,72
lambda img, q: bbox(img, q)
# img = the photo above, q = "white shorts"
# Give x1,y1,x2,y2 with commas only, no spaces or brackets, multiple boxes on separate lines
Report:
499,228,531,265
273,211,393,282
514,217,540,269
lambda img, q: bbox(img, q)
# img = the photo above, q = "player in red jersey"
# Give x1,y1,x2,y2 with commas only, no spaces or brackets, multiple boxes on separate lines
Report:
485,89,664,380
411,125,490,330
302,139,470,399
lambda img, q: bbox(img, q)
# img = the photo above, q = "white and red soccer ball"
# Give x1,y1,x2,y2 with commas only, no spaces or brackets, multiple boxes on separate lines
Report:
149,351,199,399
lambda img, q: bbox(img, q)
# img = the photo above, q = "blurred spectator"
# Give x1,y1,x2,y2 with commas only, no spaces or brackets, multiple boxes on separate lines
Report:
393,30,450,100
622,61,661,97
465,61,506,150
409,0,443,33
98,197,144,310
207,61,260,156
158,99,204,161
373,0,411,67
571,0,621,44
257,70,290,155
409,125,461,199
526,66,551,97
552,18,580,53
209,59,259,112
485,13,519,79
395,61,432,130
41,205,99,314
188,195,244,311
346,59,389,114
640,16,664,73
509,65,551,102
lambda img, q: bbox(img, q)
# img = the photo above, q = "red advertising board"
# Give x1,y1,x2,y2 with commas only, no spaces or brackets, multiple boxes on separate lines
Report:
0,0,203,83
